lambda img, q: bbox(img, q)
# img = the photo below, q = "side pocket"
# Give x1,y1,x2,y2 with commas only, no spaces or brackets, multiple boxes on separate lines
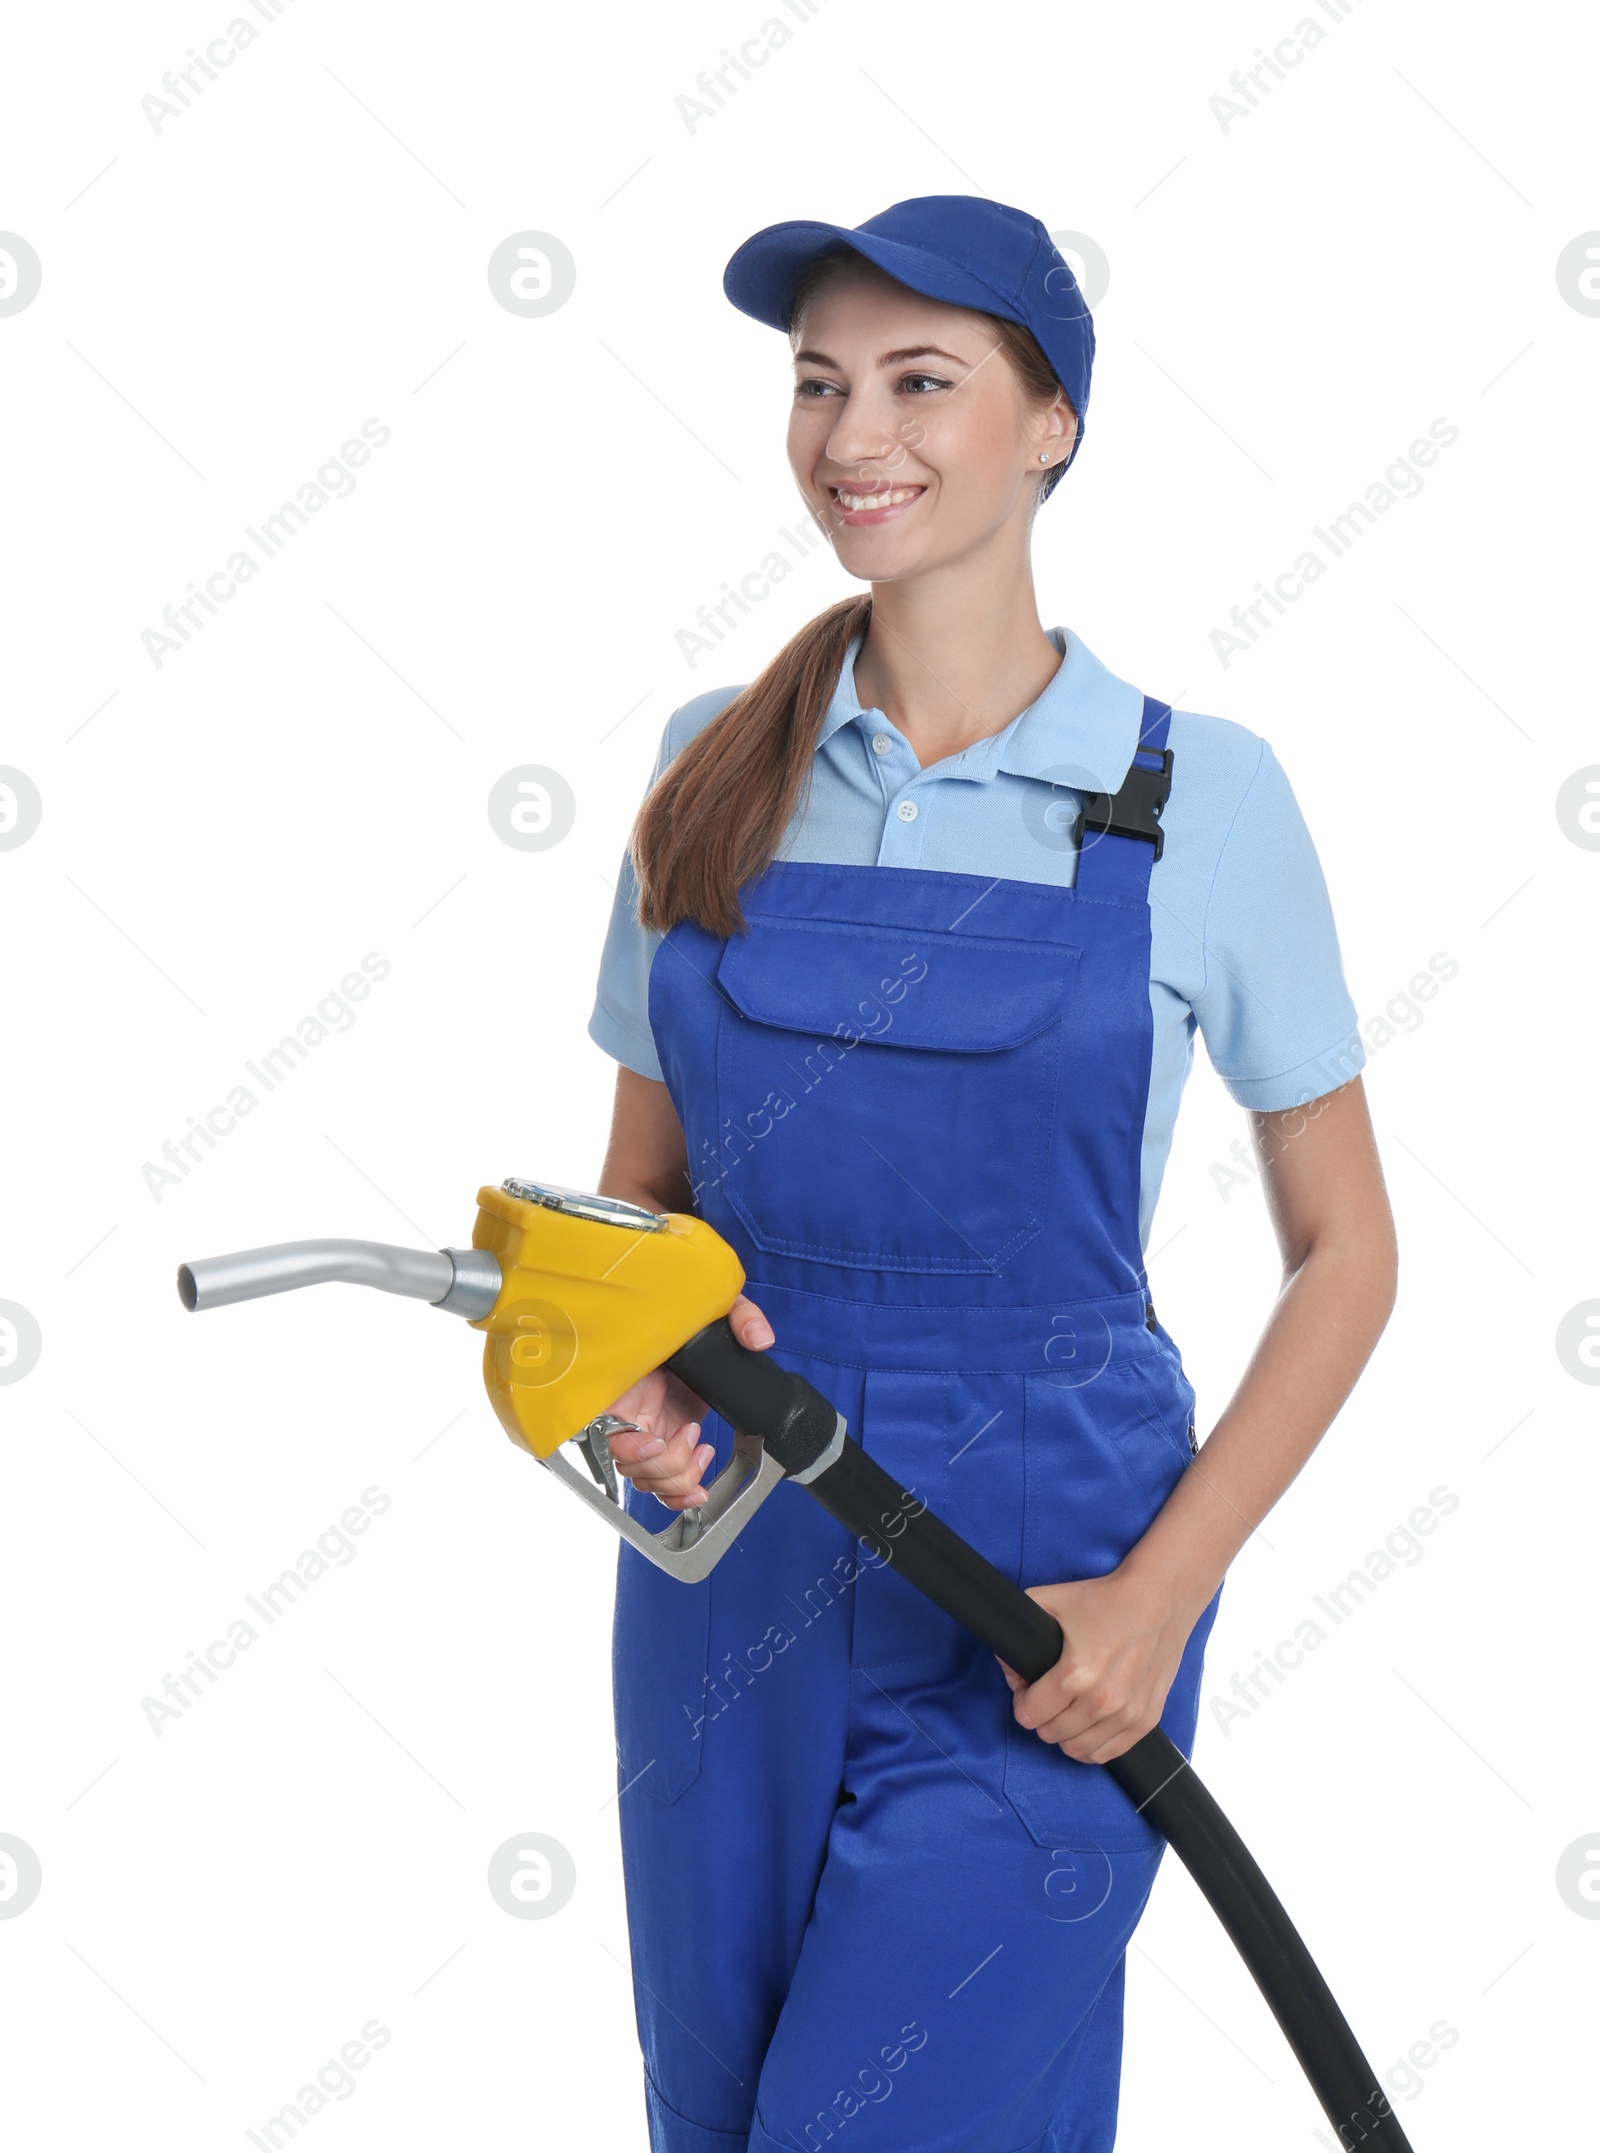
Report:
1001,1366,1182,1854
1122,1355,1200,1507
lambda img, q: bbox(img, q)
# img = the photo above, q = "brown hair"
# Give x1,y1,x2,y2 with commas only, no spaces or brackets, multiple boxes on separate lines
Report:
630,247,1074,938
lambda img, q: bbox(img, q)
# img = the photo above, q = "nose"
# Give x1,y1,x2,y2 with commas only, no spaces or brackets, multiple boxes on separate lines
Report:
819,384,914,482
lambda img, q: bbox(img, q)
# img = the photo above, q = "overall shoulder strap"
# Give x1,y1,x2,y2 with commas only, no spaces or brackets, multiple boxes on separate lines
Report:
1134,695,1172,760
1070,694,1174,903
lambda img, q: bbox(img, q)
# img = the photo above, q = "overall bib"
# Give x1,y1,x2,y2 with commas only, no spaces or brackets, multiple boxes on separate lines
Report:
613,699,1220,2153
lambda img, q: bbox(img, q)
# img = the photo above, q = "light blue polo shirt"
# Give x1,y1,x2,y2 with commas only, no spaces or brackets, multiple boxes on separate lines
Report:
589,626,1365,1249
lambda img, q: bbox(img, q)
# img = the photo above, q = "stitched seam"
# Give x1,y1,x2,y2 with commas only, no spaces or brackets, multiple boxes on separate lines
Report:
720,924,1080,1052
750,1290,1152,1316
723,1227,1045,1275
742,1352,1162,1376
716,990,1063,1268
730,920,1080,956
1123,1359,1199,1482
591,985,659,1057
1019,218,1049,300
745,861,1141,906
1212,1020,1366,1089
644,2069,747,2148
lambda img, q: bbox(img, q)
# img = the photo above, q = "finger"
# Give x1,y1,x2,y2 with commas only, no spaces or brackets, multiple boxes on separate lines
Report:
1048,1677,1175,1759
633,1441,717,1512
607,1389,710,1459
1082,1722,1154,1766
605,1369,667,1426
730,1295,775,1351
681,1443,716,1506
1055,1719,1150,1766
1011,1664,1090,1731
615,1422,701,1481
1020,1675,1117,1742
607,1421,674,1466
1041,1703,1149,1759
618,1426,712,1503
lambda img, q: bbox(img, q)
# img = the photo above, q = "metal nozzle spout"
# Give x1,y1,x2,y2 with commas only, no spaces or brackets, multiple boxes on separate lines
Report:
176,1239,501,1319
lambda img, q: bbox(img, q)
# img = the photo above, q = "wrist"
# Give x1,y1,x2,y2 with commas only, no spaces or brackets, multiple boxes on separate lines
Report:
1116,1539,1224,1627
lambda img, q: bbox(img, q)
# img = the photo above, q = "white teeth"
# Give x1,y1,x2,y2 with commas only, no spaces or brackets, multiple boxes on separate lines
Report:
834,487,920,511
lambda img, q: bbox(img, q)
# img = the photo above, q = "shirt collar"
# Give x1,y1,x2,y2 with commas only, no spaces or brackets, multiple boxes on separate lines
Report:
817,624,1146,792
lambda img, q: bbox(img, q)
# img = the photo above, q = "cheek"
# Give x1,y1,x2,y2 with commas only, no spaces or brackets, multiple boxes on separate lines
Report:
917,411,1023,516
788,408,834,486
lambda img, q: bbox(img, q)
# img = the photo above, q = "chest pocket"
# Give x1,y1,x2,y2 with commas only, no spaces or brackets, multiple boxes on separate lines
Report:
711,914,1081,1273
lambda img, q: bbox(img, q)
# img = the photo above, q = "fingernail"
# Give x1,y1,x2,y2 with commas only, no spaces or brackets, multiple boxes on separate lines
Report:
636,1438,666,1459
751,1323,775,1348
695,1444,715,1472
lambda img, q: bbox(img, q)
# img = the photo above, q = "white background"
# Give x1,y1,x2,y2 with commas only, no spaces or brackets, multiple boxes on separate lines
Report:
2,1,1595,2146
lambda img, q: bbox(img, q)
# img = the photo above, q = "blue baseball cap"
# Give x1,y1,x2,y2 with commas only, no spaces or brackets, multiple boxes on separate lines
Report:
723,194,1095,470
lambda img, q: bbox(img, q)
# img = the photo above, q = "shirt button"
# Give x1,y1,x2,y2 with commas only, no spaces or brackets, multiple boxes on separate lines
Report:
896,799,919,823
872,733,892,756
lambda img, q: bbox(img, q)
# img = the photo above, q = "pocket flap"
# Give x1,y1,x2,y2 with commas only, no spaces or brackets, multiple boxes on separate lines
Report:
715,916,1081,1054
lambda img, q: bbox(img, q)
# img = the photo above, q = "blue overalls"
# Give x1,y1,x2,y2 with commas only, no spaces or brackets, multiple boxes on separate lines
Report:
613,698,1221,2153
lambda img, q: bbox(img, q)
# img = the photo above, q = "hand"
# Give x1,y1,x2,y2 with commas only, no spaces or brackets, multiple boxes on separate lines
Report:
603,1295,775,1512
998,1567,1201,1766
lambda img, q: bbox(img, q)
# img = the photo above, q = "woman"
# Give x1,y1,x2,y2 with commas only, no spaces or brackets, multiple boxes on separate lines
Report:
586,196,1398,2153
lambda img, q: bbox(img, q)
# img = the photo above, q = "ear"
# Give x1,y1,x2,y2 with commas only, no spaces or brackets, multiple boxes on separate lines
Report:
1033,393,1078,471
1048,393,1078,460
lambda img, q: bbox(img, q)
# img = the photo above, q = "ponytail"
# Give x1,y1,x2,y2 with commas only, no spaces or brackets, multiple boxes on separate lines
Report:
632,593,872,937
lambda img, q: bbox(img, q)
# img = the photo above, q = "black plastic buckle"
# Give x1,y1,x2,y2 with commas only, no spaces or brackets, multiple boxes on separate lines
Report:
1077,748,1174,860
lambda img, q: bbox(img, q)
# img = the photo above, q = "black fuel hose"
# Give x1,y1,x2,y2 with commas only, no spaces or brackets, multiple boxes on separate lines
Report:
667,1319,1413,2152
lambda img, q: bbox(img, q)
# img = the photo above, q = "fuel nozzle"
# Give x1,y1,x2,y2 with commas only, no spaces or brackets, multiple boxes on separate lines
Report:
174,1177,824,1583
175,1238,501,1317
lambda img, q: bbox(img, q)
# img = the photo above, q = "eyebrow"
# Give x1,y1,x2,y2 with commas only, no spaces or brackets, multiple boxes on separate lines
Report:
791,343,972,371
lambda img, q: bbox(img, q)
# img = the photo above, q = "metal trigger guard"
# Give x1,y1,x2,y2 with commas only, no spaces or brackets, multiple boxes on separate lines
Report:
544,1415,788,1583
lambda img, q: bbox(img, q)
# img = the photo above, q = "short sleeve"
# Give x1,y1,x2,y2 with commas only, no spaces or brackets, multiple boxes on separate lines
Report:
588,842,666,1080
1191,739,1366,1109
586,686,744,1083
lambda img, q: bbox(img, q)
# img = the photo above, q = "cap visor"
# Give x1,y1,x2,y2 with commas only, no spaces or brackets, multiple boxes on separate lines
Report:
723,220,1024,335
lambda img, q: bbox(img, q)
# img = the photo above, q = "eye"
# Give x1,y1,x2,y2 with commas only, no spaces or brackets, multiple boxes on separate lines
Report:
898,371,952,395
794,377,841,399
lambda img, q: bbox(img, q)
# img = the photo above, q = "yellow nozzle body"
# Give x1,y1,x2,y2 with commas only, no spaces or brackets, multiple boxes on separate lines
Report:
469,1184,746,1459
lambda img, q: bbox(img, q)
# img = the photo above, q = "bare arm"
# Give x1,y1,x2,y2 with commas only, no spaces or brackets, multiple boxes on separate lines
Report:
594,1066,775,1509
596,1063,696,1216
1008,1075,1399,1763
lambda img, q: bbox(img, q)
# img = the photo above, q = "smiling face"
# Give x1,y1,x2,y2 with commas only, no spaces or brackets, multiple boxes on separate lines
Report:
787,255,1076,583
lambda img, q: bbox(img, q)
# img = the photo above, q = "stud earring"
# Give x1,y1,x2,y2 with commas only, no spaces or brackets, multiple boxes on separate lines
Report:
1038,451,1051,464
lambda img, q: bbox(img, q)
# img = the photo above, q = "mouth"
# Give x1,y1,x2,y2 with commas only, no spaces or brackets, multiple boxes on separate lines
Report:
824,482,926,527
